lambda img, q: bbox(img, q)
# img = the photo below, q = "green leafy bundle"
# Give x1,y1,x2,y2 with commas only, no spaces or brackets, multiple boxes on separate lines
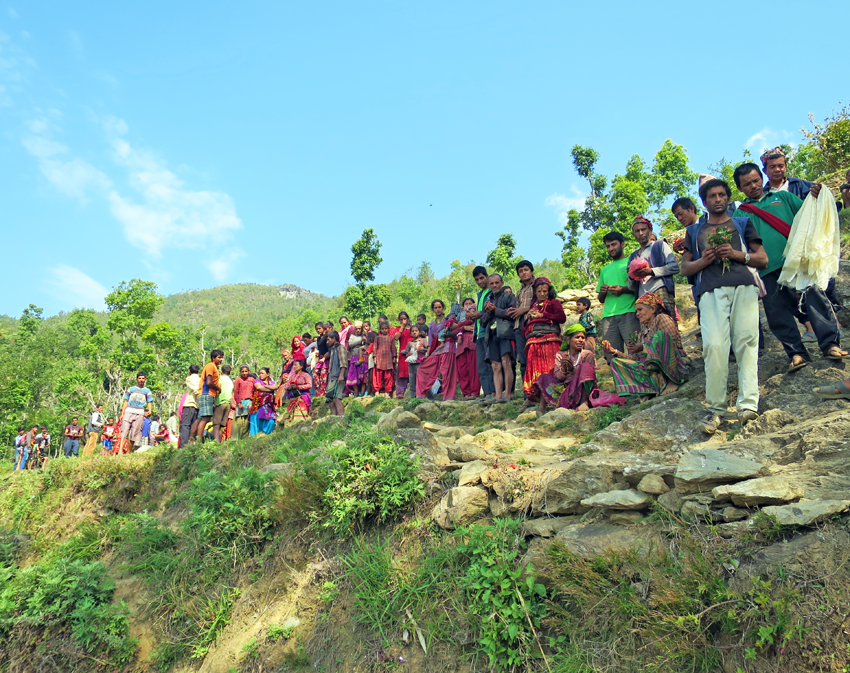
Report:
707,227,734,273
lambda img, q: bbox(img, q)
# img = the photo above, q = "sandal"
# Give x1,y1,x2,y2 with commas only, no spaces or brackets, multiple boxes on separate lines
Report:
825,347,848,360
788,355,808,372
814,380,850,399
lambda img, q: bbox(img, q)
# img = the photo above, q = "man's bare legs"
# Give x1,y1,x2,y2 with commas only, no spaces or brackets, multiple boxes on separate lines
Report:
500,353,513,401
491,361,503,400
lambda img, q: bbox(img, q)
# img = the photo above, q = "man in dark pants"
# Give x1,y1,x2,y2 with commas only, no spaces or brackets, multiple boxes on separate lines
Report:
732,162,845,372
508,260,536,405
467,265,495,403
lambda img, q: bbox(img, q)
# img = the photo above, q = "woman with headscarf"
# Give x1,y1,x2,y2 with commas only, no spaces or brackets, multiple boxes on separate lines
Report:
521,278,566,407
249,368,281,435
282,359,312,425
532,324,598,412
345,321,369,396
603,292,688,399
455,298,481,399
394,311,414,398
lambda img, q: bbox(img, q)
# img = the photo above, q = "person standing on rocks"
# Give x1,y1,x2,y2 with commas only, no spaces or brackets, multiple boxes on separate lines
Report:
325,330,349,416
627,216,680,317
597,231,639,363
507,260,536,399
480,274,517,403
732,162,846,370
466,265,495,402
680,178,767,434
415,300,460,400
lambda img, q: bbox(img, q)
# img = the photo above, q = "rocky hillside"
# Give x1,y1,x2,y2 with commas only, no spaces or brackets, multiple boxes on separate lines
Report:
1,269,850,673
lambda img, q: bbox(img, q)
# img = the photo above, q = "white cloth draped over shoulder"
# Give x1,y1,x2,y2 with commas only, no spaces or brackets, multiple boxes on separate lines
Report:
778,186,839,291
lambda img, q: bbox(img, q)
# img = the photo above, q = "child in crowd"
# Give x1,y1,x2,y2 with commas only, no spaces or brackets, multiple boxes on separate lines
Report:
404,324,429,397
101,417,117,454
371,321,397,397
576,297,597,353
31,427,50,469
416,314,427,329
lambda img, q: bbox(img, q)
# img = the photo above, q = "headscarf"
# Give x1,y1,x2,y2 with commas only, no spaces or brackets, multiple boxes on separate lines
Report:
632,215,653,229
353,320,363,328
564,323,585,336
760,146,785,164
635,292,663,310
532,276,551,288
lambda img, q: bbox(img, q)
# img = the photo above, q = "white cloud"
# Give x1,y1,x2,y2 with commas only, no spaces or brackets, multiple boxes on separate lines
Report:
545,186,587,226
44,266,108,310
744,127,795,153
206,249,247,282
102,115,243,259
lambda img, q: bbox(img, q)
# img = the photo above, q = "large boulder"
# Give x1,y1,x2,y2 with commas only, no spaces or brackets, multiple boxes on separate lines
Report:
760,500,850,526
595,399,708,453
537,408,575,427
447,442,494,463
531,462,617,515
377,407,422,433
674,449,766,494
391,428,449,473
712,476,804,506
431,487,490,529
580,489,652,511
553,522,664,560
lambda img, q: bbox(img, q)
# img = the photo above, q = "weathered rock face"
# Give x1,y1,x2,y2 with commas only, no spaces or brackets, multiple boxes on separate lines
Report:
457,460,490,487
532,462,617,515
447,443,494,463
637,474,669,495
712,476,805,506
431,487,489,529
760,500,850,526
412,402,440,420
553,522,664,560
521,516,580,538
391,428,448,474
595,399,708,453
537,408,575,427
471,428,520,452
376,407,422,432
674,449,766,494
580,489,652,510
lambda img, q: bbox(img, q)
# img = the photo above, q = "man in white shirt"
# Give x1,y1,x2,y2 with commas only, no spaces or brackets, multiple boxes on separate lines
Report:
180,364,201,447
83,404,105,458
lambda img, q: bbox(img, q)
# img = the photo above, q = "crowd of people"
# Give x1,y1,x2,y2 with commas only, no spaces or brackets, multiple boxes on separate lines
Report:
10,151,850,468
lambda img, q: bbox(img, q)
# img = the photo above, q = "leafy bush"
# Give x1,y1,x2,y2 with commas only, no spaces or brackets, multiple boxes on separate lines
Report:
321,429,425,534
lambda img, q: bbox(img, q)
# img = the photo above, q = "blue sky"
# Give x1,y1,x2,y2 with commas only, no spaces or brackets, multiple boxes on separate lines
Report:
1,1,844,317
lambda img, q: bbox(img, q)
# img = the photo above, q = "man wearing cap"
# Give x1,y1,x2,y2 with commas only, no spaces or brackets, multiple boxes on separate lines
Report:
627,216,680,318
760,147,815,199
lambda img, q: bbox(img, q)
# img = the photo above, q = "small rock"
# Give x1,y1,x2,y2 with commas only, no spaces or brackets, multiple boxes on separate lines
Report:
516,409,537,424
712,476,804,507
421,421,447,433
436,426,471,439
674,449,766,494
760,500,850,526
261,463,289,474
281,616,301,629
580,489,652,511
716,521,752,539
489,491,507,517
656,490,684,514
520,516,579,538
457,460,490,487
609,511,643,525
471,428,520,452
680,501,710,521
412,402,440,420
537,407,575,426
376,407,422,432
431,487,490,529
723,507,750,522
637,474,669,496
447,443,493,463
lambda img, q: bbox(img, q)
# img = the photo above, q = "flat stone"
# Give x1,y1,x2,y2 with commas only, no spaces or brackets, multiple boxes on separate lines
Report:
435,426,471,439
532,462,616,515
712,476,804,507
723,507,750,522
580,489,652,511
609,511,643,525
457,460,490,487
421,422,447,433
675,449,766,494
760,500,850,527
431,487,490,530
261,463,289,474
637,474,669,495
680,501,710,521
554,522,663,560
520,516,580,538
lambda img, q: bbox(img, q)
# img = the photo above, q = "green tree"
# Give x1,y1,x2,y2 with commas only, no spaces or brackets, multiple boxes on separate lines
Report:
18,304,44,340
345,229,388,318
485,234,522,280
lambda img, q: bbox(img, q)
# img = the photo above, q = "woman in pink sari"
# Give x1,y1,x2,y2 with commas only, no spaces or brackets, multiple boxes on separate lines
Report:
395,312,414,397
532,324,597,413
455,298,480,399
282,360,312,426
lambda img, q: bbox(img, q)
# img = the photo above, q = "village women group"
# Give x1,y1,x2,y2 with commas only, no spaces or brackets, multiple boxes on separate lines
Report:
11,151,850,469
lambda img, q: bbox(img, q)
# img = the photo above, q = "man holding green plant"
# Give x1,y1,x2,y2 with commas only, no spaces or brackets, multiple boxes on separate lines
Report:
681,179,767,434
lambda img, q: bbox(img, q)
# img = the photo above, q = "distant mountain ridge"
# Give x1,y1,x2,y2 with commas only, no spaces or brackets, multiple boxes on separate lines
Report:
156,283,338,329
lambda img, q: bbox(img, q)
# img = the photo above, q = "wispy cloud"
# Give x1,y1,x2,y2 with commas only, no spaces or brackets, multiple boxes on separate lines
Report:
44,266,108,310
744,127,794,153
545,186,586,226
7,8,18,18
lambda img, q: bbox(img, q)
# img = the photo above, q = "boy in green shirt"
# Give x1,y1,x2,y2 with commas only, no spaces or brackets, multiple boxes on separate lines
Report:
596,231,639,363
732,163,844,371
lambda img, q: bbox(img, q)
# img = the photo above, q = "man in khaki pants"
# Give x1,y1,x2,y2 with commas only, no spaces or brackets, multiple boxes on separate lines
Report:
82,404,105,457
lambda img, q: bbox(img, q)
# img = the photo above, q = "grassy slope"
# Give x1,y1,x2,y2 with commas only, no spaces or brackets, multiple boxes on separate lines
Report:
1,398,849,673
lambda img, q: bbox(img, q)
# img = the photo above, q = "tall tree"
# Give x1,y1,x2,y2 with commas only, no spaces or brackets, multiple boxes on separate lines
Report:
485,234,522,280
345,229,389,318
